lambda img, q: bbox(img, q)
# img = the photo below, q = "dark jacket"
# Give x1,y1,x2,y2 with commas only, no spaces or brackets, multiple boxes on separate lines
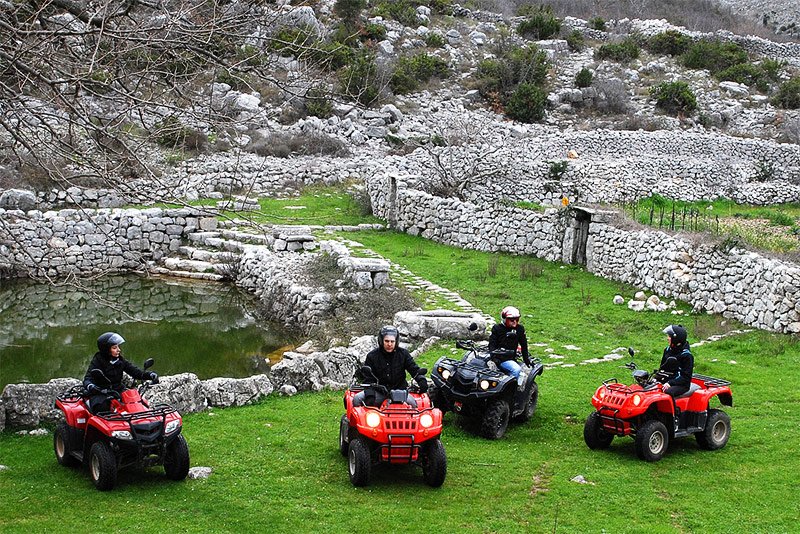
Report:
364,346,421,390
488,323,530,364
659,343,693,388
83,351,148,391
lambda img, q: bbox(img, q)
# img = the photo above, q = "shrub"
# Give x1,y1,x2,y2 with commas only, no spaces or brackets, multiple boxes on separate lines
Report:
334,0,366,24
772,78,800,109
374,0,418,27
505,83,547,123
760,58,785,82
716,63,769,91
269,26,317,57
588,16,606,31
566,30,584,52
390,53,450,94
517,6,562,40
360,23,387,42
305,87,333,118
153,116,208,151
314,40,356,71
650,81,697,115
575,67,593,88
246,131,350,158
475,44,548,99
425,32,446,48
680,40,748,74
339,53,381,106
595,38,640,62
547,160,568,180
646,30,691,56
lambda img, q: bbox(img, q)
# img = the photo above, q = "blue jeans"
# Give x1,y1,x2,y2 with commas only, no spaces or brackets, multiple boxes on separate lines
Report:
500,360,521,379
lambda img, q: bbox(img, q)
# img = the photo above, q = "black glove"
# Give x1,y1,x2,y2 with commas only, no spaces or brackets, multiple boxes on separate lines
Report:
148,372,159,384
86,383,100,394
414,374,428,393
523,353,532,367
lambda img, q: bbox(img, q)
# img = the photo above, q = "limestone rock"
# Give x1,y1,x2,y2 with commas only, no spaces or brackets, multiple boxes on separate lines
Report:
1,378,80,427
201,375,273,408
145,373,207,414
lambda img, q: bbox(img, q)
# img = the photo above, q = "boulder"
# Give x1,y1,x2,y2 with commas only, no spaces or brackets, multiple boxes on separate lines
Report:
312,347,360,387
270,353,325,392
188,466,213,479
0,189,37,211
201,375,273,408
1,378,80,428
279,385,298,396
394,310,488,340
0,398,5,432
145,373,207,414
613,295,625,305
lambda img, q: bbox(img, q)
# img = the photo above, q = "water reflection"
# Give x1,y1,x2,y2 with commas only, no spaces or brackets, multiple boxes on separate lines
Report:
0,275,296,389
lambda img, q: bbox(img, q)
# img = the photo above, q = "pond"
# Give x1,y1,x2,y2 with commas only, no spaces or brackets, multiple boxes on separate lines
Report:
0,275,298,391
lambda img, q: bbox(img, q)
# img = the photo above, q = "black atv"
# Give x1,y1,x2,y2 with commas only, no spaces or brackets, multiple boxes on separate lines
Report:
429,338,544,439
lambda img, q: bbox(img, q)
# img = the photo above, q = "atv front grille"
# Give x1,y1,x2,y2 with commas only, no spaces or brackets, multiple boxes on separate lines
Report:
384,419,417,431
602,393,627,407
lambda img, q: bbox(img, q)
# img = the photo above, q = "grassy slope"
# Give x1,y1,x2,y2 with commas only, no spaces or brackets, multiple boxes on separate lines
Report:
2,192,798,532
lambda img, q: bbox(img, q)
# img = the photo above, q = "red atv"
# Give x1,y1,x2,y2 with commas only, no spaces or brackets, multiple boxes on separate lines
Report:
53,358,190,490
584,348,733,461
338,366,446,487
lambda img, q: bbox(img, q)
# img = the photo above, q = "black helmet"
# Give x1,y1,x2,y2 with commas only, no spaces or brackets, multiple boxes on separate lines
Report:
378,325,399,349
97,332,125,355
662,325,687,345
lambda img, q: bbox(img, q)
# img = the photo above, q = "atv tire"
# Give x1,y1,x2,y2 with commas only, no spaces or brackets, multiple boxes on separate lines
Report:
695,409,731,451
348,438,371,487
164,434,190,481
338,415,349,457
514,382,539,423
583,412,614,450
635,419,669,462
480,399,510,440
428,385,449,413
54,422,79,467
421,438,447,488
89,441,118,491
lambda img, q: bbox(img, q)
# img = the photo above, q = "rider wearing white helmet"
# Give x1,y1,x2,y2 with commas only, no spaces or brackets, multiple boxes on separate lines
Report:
488,306,531,379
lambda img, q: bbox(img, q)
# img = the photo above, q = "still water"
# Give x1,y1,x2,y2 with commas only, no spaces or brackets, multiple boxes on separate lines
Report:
0,275,297,390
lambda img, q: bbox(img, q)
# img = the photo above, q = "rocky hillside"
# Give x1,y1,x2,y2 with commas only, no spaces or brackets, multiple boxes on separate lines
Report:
1,0,800,210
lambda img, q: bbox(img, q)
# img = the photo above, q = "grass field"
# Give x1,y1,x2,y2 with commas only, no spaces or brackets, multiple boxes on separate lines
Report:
1,186,798,532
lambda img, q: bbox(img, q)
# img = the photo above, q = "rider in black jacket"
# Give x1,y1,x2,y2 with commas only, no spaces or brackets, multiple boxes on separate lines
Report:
488,306,531,379
658,324,694,399
83,332,157,414
363,325,424,390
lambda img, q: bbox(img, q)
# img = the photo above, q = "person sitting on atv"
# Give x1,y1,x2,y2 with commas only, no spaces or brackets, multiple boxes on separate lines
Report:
83,332,158,414
657,324,694,400
488,306,531,379
357,325,427,406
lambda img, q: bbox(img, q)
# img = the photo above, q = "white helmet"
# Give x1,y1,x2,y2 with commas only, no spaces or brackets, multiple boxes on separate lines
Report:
501,306,521,321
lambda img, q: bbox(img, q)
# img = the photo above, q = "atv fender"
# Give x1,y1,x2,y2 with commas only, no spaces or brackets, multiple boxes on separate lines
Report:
716,391,733,407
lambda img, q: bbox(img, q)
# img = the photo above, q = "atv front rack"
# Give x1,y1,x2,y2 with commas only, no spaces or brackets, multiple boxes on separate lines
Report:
96,403,177,421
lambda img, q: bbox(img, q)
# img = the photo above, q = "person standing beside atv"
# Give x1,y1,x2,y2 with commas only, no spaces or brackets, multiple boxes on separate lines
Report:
83,332,158,414
657,324,694,399
488,306,531,379
363,325,427,391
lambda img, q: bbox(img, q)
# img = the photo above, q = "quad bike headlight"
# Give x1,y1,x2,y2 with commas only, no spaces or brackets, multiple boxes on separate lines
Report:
111,430,133,440
419,413,433,428
366,411,381,428
632,394,642,406
440,368,451,381
479,379,490,391
165,420,181,434
598,389,606,400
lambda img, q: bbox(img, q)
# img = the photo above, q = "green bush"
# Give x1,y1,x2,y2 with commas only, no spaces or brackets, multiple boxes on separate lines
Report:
650,81,697,115
153,116,208,151
360,23,387,42
680,40,748,74
516,6,561,40
374,0,418,27
270,26,318,58
547,160,568,179
760,58,785,81
475,44,548,99
425,32,446,48
305,87,333,118
595,38,640,62
315,41,357,71
566,30,584,52
339,53,381,106
588,16,606,31
333,0,366,24
772,78,800,109
575,67,593,88
390,53,449,94
646,30,692,56
505,83,547,123
716,63,769,92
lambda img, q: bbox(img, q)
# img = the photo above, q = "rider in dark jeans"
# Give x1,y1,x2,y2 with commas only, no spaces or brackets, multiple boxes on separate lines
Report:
83,332,157,414
658,324,694,424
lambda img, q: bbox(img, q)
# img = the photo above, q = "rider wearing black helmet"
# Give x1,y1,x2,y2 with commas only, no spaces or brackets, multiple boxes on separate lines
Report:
658,324,694,399
83,332,157,414
363,325,426,391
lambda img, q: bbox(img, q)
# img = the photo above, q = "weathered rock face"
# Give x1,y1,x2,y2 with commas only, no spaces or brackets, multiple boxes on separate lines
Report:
0,189,37,211
0,399,5,432
269,353,325,392
202,375,273,408
145,373,208,414
394,310,489,341
1,378,80,427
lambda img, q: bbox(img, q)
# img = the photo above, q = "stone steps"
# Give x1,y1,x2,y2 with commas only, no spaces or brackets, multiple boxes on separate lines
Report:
148,264,226,281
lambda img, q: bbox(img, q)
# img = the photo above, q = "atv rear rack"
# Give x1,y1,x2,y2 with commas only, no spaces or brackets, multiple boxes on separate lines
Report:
693,374,731,387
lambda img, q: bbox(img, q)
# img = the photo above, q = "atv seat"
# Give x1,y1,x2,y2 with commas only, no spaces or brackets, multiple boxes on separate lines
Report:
675,382,701,399
389,389,417,408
